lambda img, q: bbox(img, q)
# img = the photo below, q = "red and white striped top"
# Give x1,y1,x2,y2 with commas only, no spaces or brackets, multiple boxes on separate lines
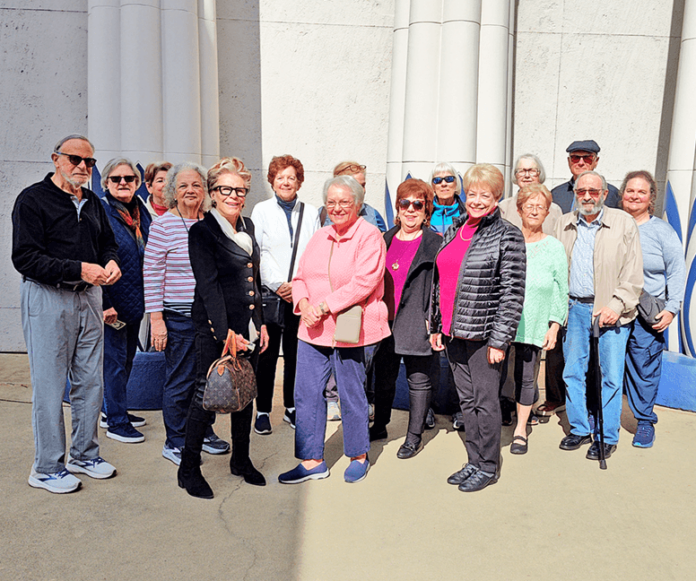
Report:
144,212,198,316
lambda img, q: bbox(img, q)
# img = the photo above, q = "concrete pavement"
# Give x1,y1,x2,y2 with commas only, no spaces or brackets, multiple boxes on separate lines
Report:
1,352,696,581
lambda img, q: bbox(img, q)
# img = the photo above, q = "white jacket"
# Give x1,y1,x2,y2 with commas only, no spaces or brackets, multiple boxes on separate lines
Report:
251,197,320,291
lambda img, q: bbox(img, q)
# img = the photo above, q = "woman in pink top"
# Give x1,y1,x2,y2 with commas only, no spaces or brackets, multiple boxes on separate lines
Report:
278,175,390,485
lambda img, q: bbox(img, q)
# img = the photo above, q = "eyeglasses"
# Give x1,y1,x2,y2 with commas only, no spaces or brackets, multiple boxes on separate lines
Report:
108,175,137,184
212,186,248,197
397,199,425,211
575,188,603,197
55,151,97,168
341,164,366,174
521,203,547,213
569,154,595,164
432,176,456,185
515,168,540,176
326,200,354,210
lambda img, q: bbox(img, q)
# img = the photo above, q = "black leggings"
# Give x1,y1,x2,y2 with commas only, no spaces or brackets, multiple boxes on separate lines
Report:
512,343,540,406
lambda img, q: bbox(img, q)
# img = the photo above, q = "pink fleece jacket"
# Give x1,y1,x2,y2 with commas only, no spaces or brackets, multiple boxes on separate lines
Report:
293,217,391,348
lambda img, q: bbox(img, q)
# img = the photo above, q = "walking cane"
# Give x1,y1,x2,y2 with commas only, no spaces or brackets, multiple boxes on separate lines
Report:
592,316,607,470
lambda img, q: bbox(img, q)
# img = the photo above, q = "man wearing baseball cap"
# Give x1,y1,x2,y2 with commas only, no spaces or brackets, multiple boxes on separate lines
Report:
551,140,620,213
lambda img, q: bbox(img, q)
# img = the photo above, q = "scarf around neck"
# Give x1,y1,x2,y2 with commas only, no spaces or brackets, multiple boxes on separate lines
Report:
107,193,145,254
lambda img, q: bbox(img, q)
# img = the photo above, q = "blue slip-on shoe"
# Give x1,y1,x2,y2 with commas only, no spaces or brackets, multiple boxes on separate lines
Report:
633,423,655,448
344,456,370,483
278,461,330,484
254,413,272,435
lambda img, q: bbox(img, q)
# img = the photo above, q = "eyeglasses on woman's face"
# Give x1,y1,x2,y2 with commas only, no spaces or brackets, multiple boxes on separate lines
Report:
211,185,248,198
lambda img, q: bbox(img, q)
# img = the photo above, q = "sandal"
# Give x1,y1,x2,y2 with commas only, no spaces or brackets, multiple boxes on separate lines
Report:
536,402,566,417
510,435,528,455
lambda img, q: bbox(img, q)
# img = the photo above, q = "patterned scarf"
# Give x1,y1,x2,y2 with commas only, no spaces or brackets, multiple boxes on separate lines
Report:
107,193,145,254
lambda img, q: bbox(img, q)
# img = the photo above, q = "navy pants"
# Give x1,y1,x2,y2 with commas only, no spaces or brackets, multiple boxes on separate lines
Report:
103,321,140,427
624,316,665,425
295,340,370,460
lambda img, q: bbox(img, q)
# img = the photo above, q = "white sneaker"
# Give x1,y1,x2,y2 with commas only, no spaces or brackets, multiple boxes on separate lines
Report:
327,401,341,421
28,468,81,494
162,444,182,466
368,403,375,422
66,456,116,479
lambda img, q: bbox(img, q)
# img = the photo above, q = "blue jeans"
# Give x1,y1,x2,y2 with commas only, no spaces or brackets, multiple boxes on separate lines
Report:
103,321,140,427
295,340,370,460
162,312,197,449
563,300,630,445
624,317,664,425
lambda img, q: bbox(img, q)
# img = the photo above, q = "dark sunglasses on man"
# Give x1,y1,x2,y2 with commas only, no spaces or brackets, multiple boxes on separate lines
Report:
55,151,98,168
432,176,456,185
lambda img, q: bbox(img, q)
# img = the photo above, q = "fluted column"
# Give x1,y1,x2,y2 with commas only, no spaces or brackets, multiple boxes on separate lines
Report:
198,0,220,168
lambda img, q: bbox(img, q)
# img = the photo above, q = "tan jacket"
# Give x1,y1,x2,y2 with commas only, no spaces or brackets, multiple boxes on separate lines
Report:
554,207,643,326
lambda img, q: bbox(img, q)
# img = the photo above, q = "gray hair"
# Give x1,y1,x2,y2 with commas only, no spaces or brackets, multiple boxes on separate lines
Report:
101,157,142,191
574,170,608,192
322,175,365,207
53,134,95,155
163,161,212,211
429,162,462,196
512,153,546,185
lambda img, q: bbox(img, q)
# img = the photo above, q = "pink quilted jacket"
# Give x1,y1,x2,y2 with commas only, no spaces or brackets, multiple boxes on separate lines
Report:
292,217,391,347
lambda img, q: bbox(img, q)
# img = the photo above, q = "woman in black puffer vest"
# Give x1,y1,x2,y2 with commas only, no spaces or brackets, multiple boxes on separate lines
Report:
429,164,526,493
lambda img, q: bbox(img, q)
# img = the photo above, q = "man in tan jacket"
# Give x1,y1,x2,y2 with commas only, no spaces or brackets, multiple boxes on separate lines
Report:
555,170,643,461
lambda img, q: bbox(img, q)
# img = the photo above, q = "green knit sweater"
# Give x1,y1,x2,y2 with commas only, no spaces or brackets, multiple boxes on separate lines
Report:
514,236,569,347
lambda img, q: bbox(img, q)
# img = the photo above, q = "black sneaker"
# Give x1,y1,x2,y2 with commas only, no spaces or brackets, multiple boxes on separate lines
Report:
100,412,146,428
452,411,465,431
202,434,230,455
254,413,272,435
283,408,296,429
424,408,436,430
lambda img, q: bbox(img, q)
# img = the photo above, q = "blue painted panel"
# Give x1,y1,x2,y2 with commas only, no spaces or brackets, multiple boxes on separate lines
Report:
656,351,696,412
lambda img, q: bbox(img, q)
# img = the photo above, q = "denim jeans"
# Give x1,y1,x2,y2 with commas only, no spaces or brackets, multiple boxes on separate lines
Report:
103,321,140,427
162,311,197,449
563,300,630,445
624,317,665,425
295,340,370,460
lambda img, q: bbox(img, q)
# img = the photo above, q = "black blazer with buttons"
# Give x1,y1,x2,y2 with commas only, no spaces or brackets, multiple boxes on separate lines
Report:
189,212,264,343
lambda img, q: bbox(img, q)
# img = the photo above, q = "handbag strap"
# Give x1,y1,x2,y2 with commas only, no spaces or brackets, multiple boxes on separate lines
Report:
328,240,335,293
222,330,238,359
287,202,305,282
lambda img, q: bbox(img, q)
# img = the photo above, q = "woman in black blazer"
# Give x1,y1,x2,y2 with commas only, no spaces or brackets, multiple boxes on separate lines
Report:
177,158,269,499
370,179,441,459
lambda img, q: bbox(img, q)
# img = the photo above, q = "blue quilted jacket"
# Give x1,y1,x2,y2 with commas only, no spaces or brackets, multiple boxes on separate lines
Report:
101,195,152,324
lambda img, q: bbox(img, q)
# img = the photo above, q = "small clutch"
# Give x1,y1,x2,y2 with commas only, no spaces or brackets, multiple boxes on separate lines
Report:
334,305,363,344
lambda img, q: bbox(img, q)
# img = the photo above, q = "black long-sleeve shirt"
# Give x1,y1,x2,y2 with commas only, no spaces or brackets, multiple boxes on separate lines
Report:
12,173,119,285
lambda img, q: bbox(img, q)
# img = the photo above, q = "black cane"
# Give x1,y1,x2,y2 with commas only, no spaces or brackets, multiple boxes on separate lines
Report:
592,316,607,470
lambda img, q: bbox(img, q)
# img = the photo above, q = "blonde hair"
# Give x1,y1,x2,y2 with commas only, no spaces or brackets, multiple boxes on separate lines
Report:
462,164,505,201
516,183,552,211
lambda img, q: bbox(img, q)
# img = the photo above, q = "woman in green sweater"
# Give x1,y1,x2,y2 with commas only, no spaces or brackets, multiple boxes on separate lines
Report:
510,184,569,454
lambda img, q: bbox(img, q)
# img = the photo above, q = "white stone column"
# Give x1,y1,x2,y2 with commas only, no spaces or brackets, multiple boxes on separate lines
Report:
400,0,442,181
120,0,163,165
162,0,202,164
476,0,510,174
665,0,696,353
437,0,481,178
88,0,121,162
198,0,220,168
384,0,411,226
503,0,516,196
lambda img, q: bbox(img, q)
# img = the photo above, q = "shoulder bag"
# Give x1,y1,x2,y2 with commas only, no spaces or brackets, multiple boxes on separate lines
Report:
261,202,305,328
328,240,363,344
202,331,257,413
637,290,666,326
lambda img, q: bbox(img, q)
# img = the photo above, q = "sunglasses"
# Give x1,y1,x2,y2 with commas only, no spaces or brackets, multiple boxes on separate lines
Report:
432,176,456,185
108,175,137,184
569,154,595,164
398,199,425,211
212,186,248,198
575,188,603,197
56,151,97,168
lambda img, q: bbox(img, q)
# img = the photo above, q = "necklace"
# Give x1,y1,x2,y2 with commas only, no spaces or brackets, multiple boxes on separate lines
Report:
176,206,199,232
459,227,474,241
390,234,419,271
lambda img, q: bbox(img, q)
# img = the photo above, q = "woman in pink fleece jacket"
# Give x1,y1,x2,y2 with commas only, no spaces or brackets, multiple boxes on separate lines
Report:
278,175,390,485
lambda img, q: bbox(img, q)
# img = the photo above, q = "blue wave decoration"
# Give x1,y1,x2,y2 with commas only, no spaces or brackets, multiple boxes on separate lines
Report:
682,258,696,357
92,166,103,197
664,180,683,245
135,163,149,201
384,180,394,228
688,196,696,249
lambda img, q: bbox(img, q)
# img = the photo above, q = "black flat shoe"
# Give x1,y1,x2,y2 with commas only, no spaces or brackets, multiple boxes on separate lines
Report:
586,441,617,461
369,425,388,442
510,435,528,455
447,463,478,485
396,440,423,459
230,458,266,486
458,469,498,492
559,433,592,451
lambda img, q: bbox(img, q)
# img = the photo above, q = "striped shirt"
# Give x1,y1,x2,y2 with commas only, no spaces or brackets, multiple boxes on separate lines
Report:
143,212,198,317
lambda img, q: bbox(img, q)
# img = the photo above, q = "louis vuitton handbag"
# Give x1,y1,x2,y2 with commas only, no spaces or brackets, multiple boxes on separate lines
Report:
202,331,257,413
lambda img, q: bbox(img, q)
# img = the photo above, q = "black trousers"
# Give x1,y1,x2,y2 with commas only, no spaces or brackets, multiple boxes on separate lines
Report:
512,343,540,406
446,338,502,475
544,328,566,405
256,302,299,413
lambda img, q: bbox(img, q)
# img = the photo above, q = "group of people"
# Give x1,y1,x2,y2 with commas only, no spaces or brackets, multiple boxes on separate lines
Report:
11,134,684,496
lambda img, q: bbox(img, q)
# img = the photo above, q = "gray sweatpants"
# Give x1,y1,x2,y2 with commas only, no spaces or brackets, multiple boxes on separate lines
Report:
21,280,104,473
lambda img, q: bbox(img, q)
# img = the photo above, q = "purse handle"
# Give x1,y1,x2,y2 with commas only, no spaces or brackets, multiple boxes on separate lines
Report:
222,329,238,359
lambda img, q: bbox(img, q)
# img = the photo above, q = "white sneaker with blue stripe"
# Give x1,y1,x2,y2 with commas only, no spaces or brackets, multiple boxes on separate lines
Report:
66,456,116,479
28,468,81,494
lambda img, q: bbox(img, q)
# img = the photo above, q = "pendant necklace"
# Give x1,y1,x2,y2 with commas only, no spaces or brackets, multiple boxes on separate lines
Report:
391,230,421,270
176,206,199,232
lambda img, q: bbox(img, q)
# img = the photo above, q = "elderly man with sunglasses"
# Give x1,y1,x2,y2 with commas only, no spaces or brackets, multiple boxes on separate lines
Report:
12,134,121,494
554,170,642,461
551,140,620,213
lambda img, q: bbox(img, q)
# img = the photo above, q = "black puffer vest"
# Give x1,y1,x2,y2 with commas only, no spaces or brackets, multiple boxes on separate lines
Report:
429,208,526,350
